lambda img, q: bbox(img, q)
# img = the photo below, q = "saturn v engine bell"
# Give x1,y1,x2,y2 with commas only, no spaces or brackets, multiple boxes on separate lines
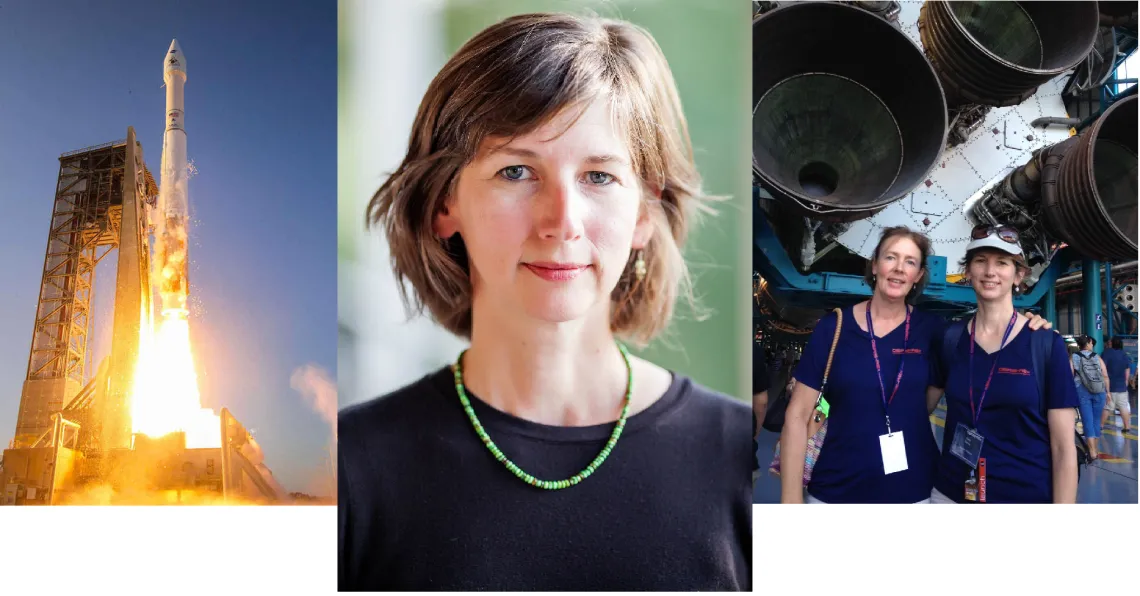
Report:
753,1,948,222
918,1,1100,108
754,0,1138,286
975,94,1137,263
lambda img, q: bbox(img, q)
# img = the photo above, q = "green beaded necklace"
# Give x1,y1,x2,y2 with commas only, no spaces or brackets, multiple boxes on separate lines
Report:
451,342,634,490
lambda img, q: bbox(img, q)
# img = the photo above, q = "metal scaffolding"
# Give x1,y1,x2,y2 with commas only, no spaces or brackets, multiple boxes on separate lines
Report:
12,131,157,451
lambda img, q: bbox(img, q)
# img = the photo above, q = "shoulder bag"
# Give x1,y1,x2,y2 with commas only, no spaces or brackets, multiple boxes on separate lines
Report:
768,307,842,485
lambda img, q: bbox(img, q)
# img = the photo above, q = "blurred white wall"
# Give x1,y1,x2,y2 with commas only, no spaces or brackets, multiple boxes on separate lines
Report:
338,0,467,407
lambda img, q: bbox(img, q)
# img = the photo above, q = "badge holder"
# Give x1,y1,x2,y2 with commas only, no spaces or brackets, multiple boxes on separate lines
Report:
878,416,908,475
950,425,984,468
952,427,986,503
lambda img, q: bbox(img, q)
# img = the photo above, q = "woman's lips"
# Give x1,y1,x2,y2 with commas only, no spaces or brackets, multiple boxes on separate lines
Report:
523,263,589,281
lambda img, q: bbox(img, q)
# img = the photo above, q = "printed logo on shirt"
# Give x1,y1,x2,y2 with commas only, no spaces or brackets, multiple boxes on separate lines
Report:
998,367,1031,376
891,348,923,355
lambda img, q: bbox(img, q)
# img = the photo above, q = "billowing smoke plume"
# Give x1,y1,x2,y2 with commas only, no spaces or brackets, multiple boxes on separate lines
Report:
291,364,337,496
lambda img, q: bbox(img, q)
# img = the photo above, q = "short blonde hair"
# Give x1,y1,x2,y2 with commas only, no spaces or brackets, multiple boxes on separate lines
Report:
367,12,711,346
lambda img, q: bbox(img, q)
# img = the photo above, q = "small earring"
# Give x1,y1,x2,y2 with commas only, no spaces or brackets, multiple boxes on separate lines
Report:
634,250,647,282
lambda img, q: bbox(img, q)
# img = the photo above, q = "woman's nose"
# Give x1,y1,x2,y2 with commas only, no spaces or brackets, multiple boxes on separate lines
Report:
535,178,585,242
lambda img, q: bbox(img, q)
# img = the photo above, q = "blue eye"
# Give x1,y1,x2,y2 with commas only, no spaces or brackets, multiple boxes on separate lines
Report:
586,171,614,185
498,165,532,181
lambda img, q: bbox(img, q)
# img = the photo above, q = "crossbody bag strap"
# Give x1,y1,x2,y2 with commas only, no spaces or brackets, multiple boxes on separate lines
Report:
815,307,843,409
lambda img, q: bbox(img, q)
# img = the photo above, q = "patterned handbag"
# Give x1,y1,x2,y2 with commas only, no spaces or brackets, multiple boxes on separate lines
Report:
768,307,843,485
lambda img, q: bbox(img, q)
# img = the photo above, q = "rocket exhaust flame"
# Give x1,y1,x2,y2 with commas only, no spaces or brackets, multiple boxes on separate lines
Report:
131,311,220,449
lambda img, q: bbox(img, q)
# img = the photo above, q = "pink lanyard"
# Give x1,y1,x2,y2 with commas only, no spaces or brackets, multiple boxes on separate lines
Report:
866,304,911,434
967,311,1018,427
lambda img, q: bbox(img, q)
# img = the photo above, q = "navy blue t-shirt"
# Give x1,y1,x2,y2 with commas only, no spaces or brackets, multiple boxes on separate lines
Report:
1101,348,1130,391
934,327,1078,504
793,306,944,503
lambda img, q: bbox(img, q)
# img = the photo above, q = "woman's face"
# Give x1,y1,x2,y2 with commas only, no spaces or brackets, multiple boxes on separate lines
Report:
437,100,653,327
966,249,1025,302
872,236,924,301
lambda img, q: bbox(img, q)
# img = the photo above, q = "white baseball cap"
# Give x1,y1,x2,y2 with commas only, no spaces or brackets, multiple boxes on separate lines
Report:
965,227,1023,256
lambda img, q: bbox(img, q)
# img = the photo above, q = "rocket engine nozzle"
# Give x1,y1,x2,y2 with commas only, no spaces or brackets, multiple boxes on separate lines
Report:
918,1,1100,108
752,1,947,222
1037,95,1137,262
1004,96,1137,262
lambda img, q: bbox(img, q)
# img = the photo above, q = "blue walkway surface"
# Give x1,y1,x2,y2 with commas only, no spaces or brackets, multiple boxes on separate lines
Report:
754,399,1139,504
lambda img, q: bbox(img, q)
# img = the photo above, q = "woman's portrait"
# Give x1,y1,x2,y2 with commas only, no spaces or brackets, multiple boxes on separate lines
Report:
337,1,751,591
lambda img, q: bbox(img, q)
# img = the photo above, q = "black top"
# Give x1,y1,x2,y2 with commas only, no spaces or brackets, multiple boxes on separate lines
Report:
338,366,752,592
752,342,770,395
752,342,769,471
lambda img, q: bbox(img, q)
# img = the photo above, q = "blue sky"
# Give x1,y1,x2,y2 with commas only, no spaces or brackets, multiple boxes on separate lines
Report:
0,0,336,495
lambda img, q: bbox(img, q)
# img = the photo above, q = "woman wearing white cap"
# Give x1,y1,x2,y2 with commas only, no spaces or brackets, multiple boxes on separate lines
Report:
928,225,1079,503
780,226,1054,504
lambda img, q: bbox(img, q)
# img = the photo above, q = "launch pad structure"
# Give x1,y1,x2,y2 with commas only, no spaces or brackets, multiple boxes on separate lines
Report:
0,129,283,505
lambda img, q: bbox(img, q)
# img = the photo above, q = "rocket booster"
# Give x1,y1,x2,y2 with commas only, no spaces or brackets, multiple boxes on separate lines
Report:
159,39,189,316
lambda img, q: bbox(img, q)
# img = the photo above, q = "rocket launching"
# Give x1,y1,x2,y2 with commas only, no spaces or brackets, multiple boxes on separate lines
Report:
130,38,220,450
159,39,189,316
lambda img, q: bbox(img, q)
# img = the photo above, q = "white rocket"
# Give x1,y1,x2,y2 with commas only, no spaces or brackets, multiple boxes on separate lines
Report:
158,39,189,317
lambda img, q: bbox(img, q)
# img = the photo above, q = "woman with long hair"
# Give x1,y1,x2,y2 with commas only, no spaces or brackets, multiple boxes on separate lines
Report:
780,226,1051,504
928,226,1078,503
338,13,750,591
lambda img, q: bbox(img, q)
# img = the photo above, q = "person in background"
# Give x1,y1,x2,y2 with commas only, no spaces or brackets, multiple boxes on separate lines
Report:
930,226,1077,504
1129,359,1138,403
1100,336,1132,434
1072,335,1110,459
754,339,770,483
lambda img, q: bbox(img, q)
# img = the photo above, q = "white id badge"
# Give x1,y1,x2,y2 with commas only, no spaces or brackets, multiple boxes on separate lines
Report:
879,431,908,475
950,426,985,469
